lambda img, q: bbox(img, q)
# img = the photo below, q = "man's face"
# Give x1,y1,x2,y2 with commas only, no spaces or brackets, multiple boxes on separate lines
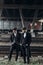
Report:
13,30,17,33
22,29,27,33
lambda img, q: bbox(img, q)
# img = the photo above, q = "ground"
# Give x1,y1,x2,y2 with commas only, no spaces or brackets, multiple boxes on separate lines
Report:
0,56,43,65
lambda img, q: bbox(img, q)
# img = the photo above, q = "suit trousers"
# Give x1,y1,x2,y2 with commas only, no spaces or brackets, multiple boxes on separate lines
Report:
8,43,17,61
8,43,22,61
22,45,30,64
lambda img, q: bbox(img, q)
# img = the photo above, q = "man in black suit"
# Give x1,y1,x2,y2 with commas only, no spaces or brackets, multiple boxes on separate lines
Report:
8,28,21,61
21,27,32,64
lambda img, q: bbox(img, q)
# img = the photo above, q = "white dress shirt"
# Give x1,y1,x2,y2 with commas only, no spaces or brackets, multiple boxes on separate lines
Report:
14,32,17,37
24,32,26,38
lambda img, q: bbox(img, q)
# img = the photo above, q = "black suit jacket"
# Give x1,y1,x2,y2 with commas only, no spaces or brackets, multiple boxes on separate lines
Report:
21,32,32,46
10,32,21,44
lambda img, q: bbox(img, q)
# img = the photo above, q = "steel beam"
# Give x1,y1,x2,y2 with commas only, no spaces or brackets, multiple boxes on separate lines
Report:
0,4,43,9
19,9,24,28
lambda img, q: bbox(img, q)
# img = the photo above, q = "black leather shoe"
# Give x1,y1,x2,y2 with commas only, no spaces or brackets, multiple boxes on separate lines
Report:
27,62,29,64
24,61,26,64
27,60,30,64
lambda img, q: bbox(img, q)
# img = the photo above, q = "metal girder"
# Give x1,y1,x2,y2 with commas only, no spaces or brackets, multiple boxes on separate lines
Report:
33,10,38,22
0,17,20,19
0,0,4,17
32,9,39,29
0,17,33,19
19,9,24,28
0,0,4,4
0,16,41,20
0,4,43,9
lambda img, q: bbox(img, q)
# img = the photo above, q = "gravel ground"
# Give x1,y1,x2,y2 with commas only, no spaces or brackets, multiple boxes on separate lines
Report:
0,56,43,65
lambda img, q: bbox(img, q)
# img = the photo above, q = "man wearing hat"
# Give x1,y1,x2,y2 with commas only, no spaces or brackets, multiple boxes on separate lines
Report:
21,27,32,64
8,27,21,61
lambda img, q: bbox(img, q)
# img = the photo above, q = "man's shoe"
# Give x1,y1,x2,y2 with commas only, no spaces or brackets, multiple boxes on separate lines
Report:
24,61,26,64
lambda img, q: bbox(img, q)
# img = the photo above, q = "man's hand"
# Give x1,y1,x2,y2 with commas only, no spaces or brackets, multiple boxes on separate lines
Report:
20,44,22,46
12,42,14,45
26,44,28,46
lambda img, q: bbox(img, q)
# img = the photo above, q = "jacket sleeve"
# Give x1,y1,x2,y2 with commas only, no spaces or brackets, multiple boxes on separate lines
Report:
10,34,13,42
18,33,21,43
28,32,32,44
